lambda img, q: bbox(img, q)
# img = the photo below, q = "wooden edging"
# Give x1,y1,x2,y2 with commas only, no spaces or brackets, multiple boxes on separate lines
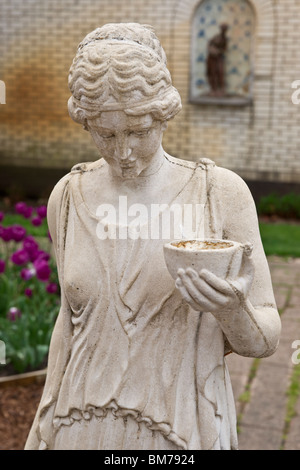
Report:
0,369,47,388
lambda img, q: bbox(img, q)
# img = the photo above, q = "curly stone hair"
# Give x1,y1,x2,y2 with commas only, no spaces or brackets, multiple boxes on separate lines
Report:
68,23,182,128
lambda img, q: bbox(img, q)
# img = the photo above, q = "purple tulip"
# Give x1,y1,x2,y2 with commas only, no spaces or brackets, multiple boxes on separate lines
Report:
7,307,21,321
46,282,58,294
37,205,47,219
24,288,33,298
16,202,33,219
15,202,27,215
23,235,39,251
34,259,51,282
20,267,35,281
10,224,27,242
0,211,4,222
23,236,39,261
31,216,42,227
35,250,50,262
0,259,5,274
0,226,13,242
11,249,30,265
23,206,33,219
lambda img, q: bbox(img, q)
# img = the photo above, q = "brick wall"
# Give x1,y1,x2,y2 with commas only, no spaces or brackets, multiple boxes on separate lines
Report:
1,0,300,185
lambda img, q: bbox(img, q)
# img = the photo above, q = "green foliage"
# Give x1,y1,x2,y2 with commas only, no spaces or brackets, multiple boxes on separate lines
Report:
258,193,300,220
258,193,300,257
1,213,48,238
259,223,300,258
0,207,59,374
0,272,59,373
0,259,59,373
281,365,300,449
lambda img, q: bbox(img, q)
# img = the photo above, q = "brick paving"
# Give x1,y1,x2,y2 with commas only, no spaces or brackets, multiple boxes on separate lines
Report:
227,257,300,450
1,256,299,450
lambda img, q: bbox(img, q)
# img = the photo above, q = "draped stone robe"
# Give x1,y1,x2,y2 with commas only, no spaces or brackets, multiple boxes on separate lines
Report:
25,155,263,450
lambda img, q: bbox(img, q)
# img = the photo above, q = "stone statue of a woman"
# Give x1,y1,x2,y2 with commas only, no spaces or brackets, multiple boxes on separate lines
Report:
25,23,281,450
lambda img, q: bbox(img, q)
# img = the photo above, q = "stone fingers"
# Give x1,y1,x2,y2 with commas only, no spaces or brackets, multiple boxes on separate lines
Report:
175,277,203,311
176,268,234,312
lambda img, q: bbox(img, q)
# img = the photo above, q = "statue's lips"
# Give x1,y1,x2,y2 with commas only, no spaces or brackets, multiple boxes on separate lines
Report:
119,162,136,169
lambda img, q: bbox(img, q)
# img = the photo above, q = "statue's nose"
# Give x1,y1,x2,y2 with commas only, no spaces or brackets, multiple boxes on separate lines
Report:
115,134,132,160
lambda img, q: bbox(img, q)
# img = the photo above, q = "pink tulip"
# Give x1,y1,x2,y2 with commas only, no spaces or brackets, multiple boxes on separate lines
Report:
7,307,21,321
20,267,35,281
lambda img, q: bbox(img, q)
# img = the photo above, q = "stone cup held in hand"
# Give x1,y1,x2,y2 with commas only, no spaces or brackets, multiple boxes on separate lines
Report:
163,239,252,281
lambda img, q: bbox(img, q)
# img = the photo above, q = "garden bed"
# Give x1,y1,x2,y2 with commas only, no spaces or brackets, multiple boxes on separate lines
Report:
0,201,56,450
0,370,46,450
0,202,60,376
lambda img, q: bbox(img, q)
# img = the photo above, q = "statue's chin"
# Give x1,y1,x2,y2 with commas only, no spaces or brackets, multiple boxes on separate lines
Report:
109,164,140,180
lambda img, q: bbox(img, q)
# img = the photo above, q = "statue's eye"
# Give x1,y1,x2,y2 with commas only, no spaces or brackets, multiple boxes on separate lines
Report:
100,134,115,139
130,129,150,137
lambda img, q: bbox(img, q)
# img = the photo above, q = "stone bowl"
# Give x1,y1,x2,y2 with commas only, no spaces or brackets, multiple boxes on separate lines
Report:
163,239,245,281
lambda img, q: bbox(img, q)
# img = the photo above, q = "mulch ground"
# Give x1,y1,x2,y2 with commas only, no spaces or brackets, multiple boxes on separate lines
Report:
0,382,44,450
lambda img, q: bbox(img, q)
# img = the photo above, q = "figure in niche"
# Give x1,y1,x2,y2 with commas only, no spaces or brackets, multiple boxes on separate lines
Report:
206,24,228,97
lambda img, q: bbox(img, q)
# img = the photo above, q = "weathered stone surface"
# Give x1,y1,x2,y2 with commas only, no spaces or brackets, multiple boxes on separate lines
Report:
25,23,281,451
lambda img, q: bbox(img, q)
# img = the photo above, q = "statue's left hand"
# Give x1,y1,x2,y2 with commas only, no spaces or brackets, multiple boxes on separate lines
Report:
175,249,255,314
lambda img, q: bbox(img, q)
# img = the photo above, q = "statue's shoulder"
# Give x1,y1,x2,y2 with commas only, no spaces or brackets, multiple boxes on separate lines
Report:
198,157,216,169
165,153,216,171
70,159,105,174
47,161,96,208
210,165,254,204
48,172,72,207
212,165,249,188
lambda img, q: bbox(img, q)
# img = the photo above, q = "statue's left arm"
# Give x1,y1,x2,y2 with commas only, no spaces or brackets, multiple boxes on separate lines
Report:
177,167,281,358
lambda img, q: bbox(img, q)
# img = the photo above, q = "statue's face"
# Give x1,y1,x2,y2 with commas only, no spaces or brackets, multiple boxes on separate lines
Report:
87,111,166,179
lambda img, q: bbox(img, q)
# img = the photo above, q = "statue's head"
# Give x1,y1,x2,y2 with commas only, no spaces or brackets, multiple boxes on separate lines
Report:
68,23,182,128
220,23,229,32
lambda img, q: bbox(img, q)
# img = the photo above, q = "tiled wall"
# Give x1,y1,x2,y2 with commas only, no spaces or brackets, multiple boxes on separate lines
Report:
1,0,300,184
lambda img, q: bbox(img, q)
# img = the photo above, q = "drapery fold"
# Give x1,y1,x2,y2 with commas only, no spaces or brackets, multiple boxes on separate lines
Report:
25,156,238,450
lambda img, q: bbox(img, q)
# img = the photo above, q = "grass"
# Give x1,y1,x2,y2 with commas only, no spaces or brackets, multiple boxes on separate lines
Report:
281,364,300,449
237,358,261,433
286,365,300,424
259,222,300,258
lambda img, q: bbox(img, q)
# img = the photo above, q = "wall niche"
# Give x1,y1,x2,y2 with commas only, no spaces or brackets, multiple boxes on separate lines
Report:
190,0,255,105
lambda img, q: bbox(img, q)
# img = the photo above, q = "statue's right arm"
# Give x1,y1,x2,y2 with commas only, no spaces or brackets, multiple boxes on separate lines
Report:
25,174,73,450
